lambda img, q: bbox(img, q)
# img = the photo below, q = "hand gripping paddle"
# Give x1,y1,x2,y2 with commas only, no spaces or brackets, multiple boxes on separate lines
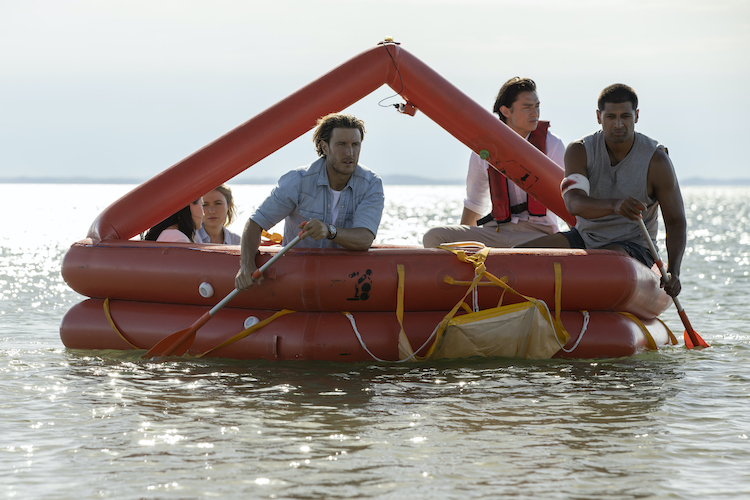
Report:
637,216,709,349
142,227,305,358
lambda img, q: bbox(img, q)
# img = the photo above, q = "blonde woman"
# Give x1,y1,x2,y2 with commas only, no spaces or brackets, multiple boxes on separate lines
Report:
196,185,241,244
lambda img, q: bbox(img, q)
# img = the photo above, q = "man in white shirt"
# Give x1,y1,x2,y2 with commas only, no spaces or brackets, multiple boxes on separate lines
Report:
423,77,565,248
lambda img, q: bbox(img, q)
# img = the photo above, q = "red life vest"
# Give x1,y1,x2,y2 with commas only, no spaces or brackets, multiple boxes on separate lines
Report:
485,121,550,223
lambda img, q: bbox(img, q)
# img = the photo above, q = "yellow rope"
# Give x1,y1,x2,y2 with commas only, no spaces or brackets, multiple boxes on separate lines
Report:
102,298,141,349
397,245,572,360
194,309,295,357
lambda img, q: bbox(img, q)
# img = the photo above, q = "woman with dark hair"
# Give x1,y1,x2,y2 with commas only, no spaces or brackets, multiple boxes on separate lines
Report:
196,185,241,244
144,198,204,242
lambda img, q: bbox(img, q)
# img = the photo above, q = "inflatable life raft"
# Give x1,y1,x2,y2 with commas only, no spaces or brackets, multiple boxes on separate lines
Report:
61,241,675,360
60,40,677,361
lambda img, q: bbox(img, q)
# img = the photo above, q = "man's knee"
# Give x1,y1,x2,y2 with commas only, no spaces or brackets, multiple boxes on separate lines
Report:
423,227,447,248
515,232,572,249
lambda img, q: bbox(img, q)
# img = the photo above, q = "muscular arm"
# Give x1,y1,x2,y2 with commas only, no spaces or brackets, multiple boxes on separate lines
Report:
299,218,374,251
649,148,687,297
235,219,263,291
563,142,646,220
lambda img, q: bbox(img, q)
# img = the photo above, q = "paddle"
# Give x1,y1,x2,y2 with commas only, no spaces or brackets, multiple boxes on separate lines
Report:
142,228,305,358
637,216,709,349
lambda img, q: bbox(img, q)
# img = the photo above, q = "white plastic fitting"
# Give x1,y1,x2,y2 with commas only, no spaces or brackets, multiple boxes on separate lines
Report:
198,282,214,298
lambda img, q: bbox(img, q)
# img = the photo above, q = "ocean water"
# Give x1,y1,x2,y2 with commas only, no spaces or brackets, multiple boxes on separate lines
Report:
2,184,749,499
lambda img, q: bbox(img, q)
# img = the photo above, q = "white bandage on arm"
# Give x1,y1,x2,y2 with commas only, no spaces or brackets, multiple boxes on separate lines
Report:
560,173,591,197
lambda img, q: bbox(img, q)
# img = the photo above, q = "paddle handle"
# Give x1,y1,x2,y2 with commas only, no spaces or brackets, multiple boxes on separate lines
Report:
637,216,708,348
209,288,240,316
251,233,302,281
211,229,304,317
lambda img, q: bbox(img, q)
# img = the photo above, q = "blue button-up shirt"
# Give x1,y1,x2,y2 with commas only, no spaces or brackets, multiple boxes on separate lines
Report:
251,157,384,248
195,226,242,245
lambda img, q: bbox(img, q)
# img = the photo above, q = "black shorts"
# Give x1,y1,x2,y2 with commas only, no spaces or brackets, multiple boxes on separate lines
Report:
561,228,655,269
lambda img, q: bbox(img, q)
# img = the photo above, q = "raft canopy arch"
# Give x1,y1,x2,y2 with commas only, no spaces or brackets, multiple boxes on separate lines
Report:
88,39,576,243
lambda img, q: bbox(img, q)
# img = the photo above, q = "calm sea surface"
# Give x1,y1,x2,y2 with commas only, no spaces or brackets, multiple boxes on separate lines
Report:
2,184,749,499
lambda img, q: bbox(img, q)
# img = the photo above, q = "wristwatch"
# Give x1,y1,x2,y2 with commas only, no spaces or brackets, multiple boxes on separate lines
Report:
326,224,337,240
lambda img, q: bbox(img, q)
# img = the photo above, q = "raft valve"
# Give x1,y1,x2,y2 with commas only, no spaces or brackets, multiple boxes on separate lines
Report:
199,282,214,298
480,150,490,160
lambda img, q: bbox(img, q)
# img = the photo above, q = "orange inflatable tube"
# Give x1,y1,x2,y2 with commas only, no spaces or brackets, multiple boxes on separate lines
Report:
60,299,674,361
62,241,670,318
87,42,574,243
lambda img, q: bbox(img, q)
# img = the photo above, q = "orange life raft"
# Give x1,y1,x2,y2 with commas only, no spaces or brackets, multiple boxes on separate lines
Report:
60,41,676,360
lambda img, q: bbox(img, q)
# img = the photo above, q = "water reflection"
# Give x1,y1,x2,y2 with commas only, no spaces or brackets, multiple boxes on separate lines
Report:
53,349,687,497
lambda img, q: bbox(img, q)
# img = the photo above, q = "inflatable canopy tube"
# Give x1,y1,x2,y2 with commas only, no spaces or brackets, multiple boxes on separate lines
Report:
62,241,671,318
87,42,574,243
60,299,674,361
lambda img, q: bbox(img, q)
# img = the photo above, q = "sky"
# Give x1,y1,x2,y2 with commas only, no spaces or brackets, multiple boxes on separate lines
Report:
1,0,748,184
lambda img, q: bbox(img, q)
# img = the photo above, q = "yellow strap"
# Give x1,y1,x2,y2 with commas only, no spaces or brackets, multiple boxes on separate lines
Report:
653,316,678,345
551,262,571,344
397,259,485,361
618,312,658,351
396,264,423,360
194,309,295,357
420,269,486,360
443,278,509,287
401,246,575,360
103,298,141,349
438,244,569,345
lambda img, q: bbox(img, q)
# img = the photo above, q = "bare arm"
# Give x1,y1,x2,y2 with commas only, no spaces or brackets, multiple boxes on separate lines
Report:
235,219,263,291
299,218,374,251
460,207,482,226
562,142,646,220
649,148,687,297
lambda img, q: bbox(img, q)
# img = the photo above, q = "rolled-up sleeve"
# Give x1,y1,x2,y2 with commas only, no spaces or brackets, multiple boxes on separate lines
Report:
250,170,301,230
546,131,566,168
351,176,384,237
464,152,490,215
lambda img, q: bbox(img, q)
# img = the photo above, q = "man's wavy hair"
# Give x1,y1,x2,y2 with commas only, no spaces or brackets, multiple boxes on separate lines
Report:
492,77,537,123
313,113,366,157
598,84,638,111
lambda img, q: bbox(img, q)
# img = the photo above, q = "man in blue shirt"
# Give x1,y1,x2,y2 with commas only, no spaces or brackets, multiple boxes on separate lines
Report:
235,113,384,291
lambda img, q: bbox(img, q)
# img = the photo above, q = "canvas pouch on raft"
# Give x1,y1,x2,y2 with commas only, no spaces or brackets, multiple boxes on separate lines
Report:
397,243,570,361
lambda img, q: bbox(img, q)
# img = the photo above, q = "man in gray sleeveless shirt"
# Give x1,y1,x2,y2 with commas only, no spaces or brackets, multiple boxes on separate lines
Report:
517,84,687,298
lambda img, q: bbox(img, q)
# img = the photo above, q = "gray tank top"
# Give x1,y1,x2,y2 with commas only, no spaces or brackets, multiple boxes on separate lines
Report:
575,130,661,250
